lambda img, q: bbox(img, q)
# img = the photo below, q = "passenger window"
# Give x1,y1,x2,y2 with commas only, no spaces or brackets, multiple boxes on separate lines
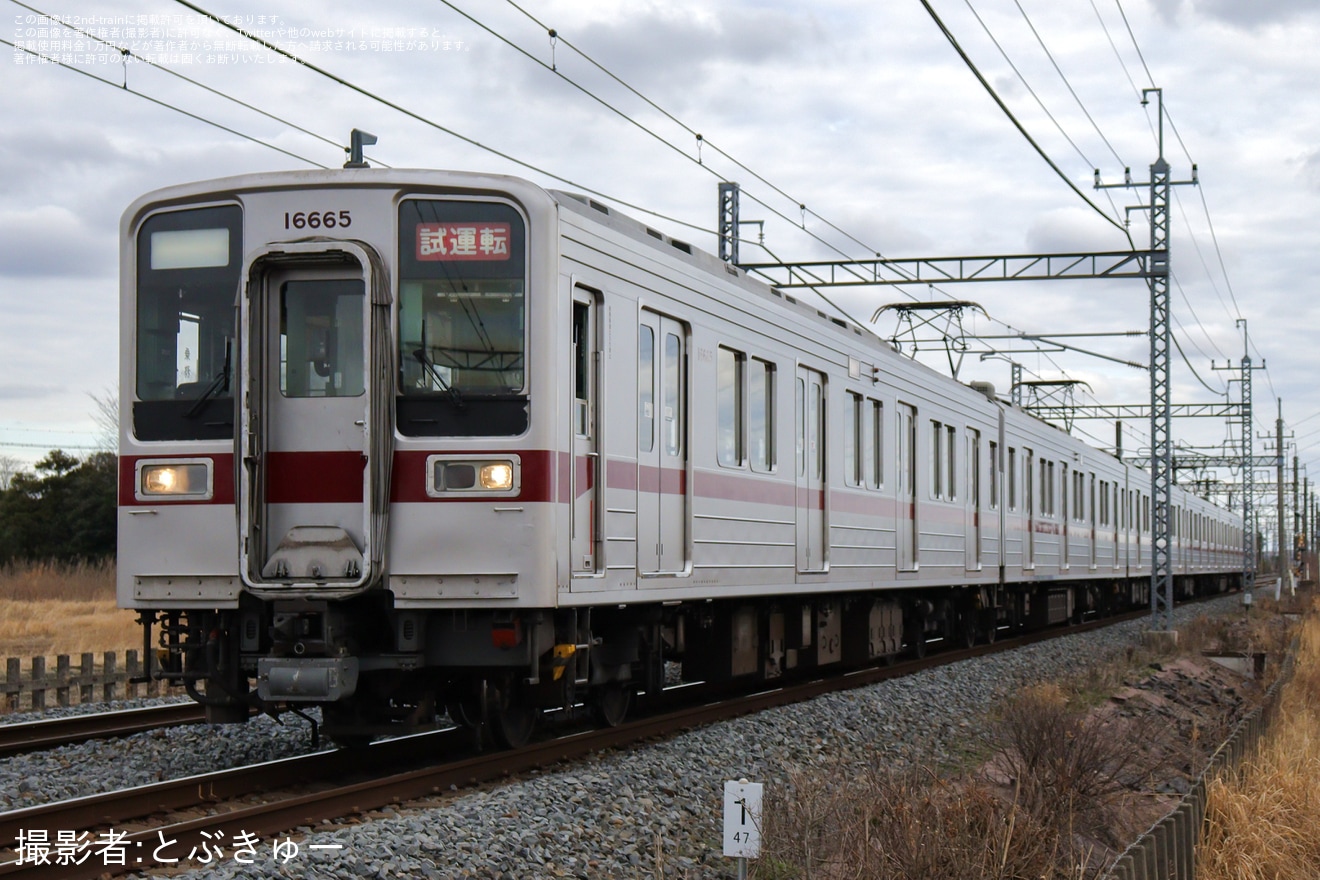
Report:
867,400,883,489
717,347,745,467
749,358,775,472
845,393,861,487
1007,447,1017,510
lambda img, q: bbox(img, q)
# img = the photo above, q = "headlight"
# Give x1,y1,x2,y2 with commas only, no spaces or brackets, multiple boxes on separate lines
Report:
480,462,514,491
137,461,212,499
428,456,520,496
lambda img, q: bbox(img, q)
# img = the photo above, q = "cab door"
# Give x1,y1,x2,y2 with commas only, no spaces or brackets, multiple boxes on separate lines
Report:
239,245,390,594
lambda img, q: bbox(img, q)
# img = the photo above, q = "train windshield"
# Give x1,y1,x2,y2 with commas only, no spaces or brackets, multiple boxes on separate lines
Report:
133,205,242,441
397,199,528,436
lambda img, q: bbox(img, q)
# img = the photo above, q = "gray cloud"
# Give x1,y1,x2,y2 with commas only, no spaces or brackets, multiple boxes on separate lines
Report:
567,5,826,102
0,383,64,401
0,126,120,183
1303,149,1320,191
1198,0,1317,27
0,206,114,278
1154,0,1318,27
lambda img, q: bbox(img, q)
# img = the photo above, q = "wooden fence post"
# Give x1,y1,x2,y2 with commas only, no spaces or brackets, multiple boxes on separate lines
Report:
56,654,70,707
5,657,18,711
102,651,116,702
31,656,46,710
80,652,94,704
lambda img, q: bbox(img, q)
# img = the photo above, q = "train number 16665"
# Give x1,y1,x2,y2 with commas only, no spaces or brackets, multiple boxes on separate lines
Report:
284,210,352,230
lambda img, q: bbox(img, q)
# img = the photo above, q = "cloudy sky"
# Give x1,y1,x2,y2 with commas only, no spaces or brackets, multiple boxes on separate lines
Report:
3,0,1319,516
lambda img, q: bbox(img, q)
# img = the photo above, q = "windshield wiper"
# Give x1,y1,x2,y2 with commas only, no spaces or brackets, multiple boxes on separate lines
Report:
413,348,464,408
185,340,231,419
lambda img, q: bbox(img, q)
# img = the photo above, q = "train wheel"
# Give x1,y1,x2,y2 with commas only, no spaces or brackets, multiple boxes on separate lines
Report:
958,608,978,649
983,611,998,644
445,698,482,729
591,682,633,728
905,612,927,659
486,677,538,750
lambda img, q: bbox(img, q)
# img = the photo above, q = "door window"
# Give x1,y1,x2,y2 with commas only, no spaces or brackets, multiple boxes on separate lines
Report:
280,280,364,398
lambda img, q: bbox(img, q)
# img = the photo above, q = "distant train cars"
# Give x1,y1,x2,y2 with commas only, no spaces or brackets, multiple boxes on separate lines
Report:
117,169,1243,746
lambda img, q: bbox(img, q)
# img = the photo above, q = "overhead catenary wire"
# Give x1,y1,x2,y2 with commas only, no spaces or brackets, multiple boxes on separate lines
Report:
2,37,329,168
1010,0,1127,168
435,0,878,330
1113,0,1156,89
1192,184,1245,320
1090,0,1142,100
1170,314,1227,397
347,0,1168,374
496,0,1129,351
498,0,903,265
504,0,1226,421
10,0,387,168
1172,192,1241,333
916,0,1128,236
457,0,947,327
163,0,718,240
959,0,1131,242
1095,0,1258,474
1170,271,1230,366
0,440,103,451
1111,0,1243,327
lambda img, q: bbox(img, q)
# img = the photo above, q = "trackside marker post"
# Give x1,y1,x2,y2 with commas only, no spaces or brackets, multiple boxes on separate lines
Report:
723,779,763,878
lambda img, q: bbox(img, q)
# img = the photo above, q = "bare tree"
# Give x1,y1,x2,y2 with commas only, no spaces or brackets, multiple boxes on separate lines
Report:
0,453,21,491
88,385,119,452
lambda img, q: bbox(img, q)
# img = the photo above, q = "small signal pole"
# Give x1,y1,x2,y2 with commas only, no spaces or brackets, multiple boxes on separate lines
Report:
723,779,763,878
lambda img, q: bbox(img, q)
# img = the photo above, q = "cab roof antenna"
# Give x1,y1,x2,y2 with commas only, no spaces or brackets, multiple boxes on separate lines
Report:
344,129,377,169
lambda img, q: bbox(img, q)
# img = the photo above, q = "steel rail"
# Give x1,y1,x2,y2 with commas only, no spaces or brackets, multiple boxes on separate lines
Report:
0,703,209,759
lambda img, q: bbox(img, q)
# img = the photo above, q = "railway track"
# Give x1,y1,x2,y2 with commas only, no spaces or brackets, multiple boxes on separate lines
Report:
0,704,209,760
0,596,1239,879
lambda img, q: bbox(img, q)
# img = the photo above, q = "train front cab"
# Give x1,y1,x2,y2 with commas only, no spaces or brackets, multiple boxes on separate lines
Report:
119,177,574,743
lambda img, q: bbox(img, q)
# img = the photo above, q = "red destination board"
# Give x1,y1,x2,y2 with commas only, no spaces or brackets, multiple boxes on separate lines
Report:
416,222,512,261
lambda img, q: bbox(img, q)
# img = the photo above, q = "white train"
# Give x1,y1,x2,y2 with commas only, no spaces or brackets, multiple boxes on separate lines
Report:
117,168,1244,746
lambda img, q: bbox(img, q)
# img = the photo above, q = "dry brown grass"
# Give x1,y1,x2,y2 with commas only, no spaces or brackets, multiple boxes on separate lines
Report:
0,560,140,662
753,763,1090,880
1197,604,1320,879
750,681,1173,880
990,683,1173,851
0,559,116,601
